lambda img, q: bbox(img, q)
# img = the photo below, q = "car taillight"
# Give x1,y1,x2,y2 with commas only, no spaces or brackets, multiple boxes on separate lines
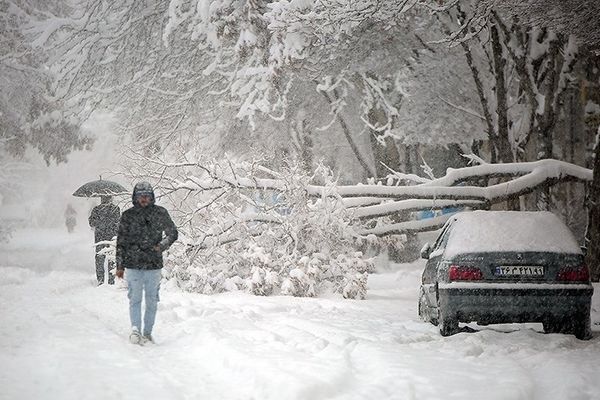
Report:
448,265,483,281
557,265,590,282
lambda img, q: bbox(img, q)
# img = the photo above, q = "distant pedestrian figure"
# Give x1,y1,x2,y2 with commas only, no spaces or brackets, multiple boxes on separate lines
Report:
89,196,120,285
115,182,178,344
64,204,77,233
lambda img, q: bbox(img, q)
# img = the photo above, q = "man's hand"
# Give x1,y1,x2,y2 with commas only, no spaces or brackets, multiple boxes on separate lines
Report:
115,269,124,279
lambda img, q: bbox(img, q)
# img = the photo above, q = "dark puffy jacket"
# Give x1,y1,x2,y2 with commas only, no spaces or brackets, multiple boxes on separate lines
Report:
116,182,178,270
89,203,120,241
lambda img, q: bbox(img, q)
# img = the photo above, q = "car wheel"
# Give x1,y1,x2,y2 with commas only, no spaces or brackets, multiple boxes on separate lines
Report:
418,288,429,321
572,313,592,340
430,310,439,327
439,309,459,337
418,288,438,326
543,318,566,334
544,314,592,340
418,288,426,320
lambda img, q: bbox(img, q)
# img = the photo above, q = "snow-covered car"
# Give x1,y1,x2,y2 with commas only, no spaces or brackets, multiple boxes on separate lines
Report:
418,211,593,339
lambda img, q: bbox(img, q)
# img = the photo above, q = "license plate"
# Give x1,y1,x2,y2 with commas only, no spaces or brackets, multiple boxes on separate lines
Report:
495,266,545,276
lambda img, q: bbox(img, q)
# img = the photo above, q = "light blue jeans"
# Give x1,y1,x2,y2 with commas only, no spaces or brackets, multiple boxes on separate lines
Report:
126,268,162,336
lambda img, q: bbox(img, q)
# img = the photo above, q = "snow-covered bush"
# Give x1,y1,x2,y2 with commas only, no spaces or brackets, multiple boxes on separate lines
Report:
155,162,377,298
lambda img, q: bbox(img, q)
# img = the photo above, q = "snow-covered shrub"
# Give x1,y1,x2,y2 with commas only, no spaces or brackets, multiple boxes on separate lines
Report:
155,162,379,298
342,272,368,300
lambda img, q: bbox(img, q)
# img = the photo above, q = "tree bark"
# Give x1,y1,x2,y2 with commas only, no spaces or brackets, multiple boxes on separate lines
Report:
586,136,600,281
536,38,562,210
491,23,520,210
491,24,513,164
460,38,497,163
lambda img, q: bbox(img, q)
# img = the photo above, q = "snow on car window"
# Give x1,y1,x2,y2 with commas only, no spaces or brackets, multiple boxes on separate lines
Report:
444,211,581,258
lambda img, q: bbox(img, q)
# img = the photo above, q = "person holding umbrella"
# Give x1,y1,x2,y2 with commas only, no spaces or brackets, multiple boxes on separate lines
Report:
115,181,178,344
73,177,127,286
89,196,121,285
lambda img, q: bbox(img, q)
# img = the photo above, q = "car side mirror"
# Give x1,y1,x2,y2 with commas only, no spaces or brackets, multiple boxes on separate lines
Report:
581,246,588,256
420,243,432,259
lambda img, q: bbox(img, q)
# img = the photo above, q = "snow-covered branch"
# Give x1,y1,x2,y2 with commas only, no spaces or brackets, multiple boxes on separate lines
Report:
130,153,593,232
359,214,453,237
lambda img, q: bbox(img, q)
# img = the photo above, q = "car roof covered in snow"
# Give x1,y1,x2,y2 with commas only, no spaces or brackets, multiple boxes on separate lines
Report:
443,211,582,258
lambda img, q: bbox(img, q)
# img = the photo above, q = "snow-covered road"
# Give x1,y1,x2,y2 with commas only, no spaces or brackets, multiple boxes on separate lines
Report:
1,229,600,400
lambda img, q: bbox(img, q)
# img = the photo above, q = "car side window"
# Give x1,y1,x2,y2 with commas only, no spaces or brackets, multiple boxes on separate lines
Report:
433,220,454,252
438,225,453,251
431,227,447,251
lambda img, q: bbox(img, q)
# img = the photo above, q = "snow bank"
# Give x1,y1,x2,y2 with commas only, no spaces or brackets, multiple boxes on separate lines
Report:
445,211,582,258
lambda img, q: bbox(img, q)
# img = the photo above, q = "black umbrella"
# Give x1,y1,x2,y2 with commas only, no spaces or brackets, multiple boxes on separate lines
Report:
73,177,128,198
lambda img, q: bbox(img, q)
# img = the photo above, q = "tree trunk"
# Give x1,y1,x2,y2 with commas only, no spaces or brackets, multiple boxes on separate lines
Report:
320,90,375,178
490,24,513,164
586,136,600,282
536,38,562,210
368,108,402,180
459,40,497,163
491,23,520,210
536,125,553,211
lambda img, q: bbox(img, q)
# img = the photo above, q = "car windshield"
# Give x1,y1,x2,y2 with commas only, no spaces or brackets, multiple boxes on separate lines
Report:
444,211,582,258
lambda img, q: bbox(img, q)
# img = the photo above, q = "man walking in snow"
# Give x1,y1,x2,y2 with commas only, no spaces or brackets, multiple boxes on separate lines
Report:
89,196,120,285
115,182,178,344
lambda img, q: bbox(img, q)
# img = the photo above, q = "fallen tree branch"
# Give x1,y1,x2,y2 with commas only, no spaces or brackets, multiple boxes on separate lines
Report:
353,198,487,219
127,155,594,241
359,214,454,237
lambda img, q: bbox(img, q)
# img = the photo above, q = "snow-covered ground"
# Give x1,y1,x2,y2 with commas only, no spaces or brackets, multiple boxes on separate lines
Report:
1,228,600,400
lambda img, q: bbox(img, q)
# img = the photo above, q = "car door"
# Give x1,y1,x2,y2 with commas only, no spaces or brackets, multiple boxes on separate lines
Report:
423,221,454,306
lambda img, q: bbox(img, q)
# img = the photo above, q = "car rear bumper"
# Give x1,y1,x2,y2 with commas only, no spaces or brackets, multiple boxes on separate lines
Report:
438,282,593,324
